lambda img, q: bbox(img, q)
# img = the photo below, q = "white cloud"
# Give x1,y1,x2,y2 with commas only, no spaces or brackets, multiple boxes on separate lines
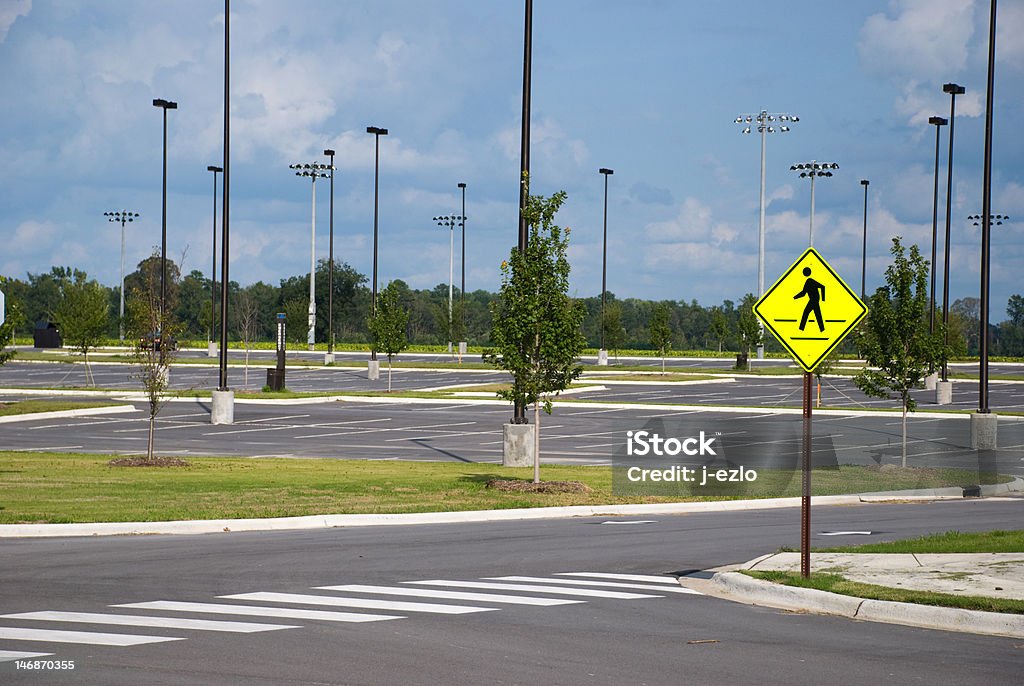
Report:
10,219,59,253
996,2,1024,70
496,117,589,168
859,0,975,80
0,0,30,43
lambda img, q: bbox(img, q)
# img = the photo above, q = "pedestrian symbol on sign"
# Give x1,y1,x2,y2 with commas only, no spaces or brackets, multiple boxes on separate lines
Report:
794,267,825,333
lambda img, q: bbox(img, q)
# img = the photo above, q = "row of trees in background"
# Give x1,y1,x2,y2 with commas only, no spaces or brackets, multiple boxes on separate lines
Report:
3,259,1024,357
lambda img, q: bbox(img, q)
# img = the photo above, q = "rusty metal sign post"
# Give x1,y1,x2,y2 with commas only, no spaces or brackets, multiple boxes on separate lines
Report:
754,248,867,579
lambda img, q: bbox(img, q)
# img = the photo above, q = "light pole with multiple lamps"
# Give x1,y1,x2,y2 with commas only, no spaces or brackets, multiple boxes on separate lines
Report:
597,167,614,366
736,110,797,359
206,165,222,357
860,180,869,299
940,83,965,389
790,161,838,247
458,182,467,357
152,98,177,328
104,210,139,342
289,162,332,351
323,148,336,364
433,214,464,353
366,126,388,380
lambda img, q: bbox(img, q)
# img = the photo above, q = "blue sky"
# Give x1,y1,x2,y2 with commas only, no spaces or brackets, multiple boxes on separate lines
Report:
1,0,1022,317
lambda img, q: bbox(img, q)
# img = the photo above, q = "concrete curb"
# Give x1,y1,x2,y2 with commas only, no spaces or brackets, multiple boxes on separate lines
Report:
710,571,1024,638
0,494,895,539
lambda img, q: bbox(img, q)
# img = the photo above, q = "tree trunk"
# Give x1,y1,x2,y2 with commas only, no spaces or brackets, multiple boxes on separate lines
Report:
533,400,541,483
147,414,156,461
662,353,666,375
244,346,250,386
387,357,393,392
901,399,908,468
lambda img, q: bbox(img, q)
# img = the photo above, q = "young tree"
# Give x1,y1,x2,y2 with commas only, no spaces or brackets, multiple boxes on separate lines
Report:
0,277,23,366
235,290,261,386
484,180,586,482
709,307,729,352
125,252,180,462
52,274,110,386
854,237,944,467
367,280,409,392
282,299,308,344
649,303,673,374
736,293,762,370
601,301,626,361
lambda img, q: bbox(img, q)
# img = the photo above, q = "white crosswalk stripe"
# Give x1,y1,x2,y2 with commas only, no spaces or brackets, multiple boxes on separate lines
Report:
0,570,701,658
405,580,662,599
1,611,301,633
318,584,583,606
554,572,681,584
0,650,53,663
0,627,184,647
113,601,403,623
220,592,498,615
487,576,703,595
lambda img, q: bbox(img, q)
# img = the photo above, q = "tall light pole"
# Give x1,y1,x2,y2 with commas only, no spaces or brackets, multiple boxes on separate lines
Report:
598,168,614,365
216,0,231,404
941,84,965,382
928,116,948,336
206,165,222,355
323,148,336,363
152,98,177,327
458,182,467,349
976,0,999,448
434,215,464,352
104,210,139,342
290,162,330,350
736,110,798,359
366,126,388,371
860,180,869,299
790,161,838,247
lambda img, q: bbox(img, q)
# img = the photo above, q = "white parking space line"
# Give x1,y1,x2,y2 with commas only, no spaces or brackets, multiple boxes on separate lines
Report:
554,572,680,584
220,592,497,615
0,627,184,646
318,585,582,606
0,650,53,662
488,576,702,595
1,611,299,633
405,580,661,599
114,601,402,623
239,414,312,424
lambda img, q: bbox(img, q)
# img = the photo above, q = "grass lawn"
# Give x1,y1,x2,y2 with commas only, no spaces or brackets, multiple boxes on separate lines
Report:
0,452,996,524
0,399,123,417
743,570,1024,614
745,528,1024,613
816,529,1024,554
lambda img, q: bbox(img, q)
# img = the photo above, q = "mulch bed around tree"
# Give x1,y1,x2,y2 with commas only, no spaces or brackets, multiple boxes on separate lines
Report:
485,479,591,494
107,457,191,468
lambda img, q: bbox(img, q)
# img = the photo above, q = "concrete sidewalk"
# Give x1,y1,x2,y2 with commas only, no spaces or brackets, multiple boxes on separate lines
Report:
698,551,1024,638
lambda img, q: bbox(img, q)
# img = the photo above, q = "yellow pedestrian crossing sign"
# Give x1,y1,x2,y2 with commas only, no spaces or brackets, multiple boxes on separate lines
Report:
753,248,867,372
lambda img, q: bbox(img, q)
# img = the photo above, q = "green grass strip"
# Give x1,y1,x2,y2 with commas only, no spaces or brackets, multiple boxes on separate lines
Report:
743,570,1024,614
0,453,997,525
0,400,122,417
817,529,1024,554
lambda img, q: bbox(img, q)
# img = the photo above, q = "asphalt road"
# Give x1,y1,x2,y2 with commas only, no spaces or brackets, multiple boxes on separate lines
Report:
4,360,1024,414
1,499,1022,685
3,398,1023,481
